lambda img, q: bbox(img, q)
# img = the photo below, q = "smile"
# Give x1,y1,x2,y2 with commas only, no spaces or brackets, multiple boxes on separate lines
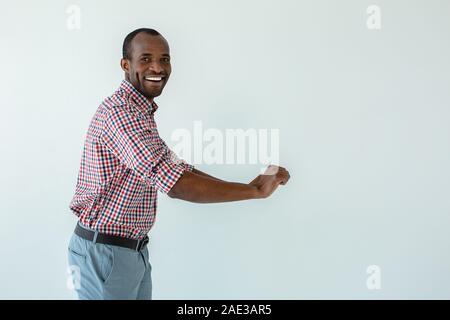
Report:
145,76,164,82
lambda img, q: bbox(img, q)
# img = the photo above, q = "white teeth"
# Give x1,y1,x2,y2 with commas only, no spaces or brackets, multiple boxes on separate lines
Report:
146,76,163,81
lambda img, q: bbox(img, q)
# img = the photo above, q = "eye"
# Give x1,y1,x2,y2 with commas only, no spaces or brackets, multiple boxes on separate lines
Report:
162,57,170,63
141,57,150,62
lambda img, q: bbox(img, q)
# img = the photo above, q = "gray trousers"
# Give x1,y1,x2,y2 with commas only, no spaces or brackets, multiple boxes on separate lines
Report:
67,224,152,300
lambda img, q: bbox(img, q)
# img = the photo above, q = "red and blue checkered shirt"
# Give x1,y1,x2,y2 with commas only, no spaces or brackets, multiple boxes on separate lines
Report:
69,80,194,240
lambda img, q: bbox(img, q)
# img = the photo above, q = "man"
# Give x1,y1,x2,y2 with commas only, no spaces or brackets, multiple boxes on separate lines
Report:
68,28,290,300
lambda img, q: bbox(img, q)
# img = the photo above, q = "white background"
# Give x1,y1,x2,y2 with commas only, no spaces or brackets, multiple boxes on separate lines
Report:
1,0,449,299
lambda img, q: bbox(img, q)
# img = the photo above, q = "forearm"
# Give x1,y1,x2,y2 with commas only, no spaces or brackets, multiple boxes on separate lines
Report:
168,170,258,203
192,168,224,182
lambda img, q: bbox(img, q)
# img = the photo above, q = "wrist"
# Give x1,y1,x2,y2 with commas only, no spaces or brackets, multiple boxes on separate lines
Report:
248,184,260,200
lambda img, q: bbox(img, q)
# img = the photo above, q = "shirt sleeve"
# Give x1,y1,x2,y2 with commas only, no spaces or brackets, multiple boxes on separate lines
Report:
101,107,192,194
166,142,195,173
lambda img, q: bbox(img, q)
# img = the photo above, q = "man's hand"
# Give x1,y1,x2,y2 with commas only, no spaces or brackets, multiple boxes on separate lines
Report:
248,165,290,199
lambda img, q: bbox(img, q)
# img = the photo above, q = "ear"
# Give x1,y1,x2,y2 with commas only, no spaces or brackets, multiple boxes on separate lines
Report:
120,58,130,73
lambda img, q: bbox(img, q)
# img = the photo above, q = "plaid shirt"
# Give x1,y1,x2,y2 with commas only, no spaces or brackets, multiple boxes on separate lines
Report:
69,80,194,240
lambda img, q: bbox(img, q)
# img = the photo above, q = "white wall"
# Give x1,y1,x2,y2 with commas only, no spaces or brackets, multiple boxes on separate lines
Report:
1,0,449,299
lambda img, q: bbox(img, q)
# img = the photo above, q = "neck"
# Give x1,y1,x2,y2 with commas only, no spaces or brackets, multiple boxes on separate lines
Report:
124,77,154,102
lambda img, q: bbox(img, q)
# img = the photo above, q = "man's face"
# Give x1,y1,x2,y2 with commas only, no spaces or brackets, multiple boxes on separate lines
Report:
121,33,171,100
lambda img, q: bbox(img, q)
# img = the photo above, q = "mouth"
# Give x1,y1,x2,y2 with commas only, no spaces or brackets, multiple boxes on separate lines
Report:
144,75,165,84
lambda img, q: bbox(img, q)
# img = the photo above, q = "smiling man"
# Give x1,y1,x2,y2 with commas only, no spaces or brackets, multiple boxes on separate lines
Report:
68,28,290,300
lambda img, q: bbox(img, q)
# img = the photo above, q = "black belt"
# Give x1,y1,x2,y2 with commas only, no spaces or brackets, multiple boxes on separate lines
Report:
74,222,149,252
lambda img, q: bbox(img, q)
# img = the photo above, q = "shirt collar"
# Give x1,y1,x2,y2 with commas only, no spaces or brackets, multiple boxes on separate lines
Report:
118,79,159,115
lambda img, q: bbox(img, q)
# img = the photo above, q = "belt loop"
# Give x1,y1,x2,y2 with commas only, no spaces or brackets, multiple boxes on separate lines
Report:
93,230,99,244
135,239,141,251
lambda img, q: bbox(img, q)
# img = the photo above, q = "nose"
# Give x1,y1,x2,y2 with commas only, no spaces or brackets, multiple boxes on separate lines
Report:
148,61,164,74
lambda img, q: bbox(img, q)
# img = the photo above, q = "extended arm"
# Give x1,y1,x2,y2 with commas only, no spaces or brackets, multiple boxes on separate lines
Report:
168,165,290,203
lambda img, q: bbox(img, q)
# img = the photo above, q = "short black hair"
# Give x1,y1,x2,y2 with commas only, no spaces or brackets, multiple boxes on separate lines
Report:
122,28,161,60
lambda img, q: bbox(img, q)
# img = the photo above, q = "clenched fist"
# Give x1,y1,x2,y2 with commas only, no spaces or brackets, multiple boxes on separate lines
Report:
249,165,290,199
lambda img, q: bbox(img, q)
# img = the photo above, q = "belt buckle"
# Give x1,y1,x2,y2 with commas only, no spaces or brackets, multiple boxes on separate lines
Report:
136,236,149,251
